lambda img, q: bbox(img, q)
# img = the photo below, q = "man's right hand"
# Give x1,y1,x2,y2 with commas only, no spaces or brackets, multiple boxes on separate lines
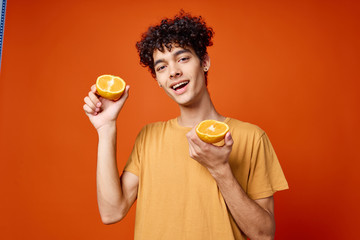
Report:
83,84,130,131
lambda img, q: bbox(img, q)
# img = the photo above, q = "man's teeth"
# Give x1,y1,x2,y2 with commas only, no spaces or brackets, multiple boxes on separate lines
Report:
172,81,189,90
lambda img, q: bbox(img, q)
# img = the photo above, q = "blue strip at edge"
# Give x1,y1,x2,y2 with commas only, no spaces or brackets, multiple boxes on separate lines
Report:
0,0,7,69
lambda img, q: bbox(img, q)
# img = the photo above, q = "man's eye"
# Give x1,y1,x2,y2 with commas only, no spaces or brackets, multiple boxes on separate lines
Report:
179,57,189,62
157,65,166,71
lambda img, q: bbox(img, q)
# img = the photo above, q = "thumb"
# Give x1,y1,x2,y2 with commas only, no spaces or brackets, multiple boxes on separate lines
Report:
122,85,130,100
115,85,130,103
224,132,233,147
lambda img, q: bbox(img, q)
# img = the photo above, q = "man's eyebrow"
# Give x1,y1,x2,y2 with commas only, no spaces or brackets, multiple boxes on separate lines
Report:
154,49,191,67
173,49,191,57
154,59,164,67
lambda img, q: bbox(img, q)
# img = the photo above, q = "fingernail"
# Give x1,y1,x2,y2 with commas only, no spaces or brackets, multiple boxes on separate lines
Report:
95,108,100,112
96,102,101,107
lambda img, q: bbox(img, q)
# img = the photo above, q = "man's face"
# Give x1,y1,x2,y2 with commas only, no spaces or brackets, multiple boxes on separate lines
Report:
153,45,210,107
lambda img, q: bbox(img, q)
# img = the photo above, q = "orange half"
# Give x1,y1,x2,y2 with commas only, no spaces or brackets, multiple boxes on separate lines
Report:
196,120,229,143
96,74,126,100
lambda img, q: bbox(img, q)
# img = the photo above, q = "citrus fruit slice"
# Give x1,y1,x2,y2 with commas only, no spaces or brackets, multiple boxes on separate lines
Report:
96,74,126,101
196,120,230,143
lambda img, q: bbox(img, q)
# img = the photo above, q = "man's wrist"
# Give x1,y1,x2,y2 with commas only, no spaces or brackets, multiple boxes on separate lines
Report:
97,122,117,137
208,162,232,181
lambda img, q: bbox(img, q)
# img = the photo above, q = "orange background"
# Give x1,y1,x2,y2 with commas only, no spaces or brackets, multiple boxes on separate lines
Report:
1,0,359,239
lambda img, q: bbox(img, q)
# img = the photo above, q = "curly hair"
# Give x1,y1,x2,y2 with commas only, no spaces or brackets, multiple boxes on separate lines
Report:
136,10,214,83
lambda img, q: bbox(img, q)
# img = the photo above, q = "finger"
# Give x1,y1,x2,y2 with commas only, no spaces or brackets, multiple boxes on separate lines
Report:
188,142,196,159
186,126,200,141
114,85,130,106
84,96,98,111
88,91,102,108
186,131,196,149
224,132,234,147
91,84,102,99
190,130,208,148
188,138,202,160
187,134,204,155
124,85,130,96
187,136,196,150
91,84,96,93
187,127,209,150
83,104,97,115
186,128,198,146
119,85,131,101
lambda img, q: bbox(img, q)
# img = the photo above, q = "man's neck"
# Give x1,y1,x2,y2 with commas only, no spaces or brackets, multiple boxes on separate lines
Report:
177,90,225,128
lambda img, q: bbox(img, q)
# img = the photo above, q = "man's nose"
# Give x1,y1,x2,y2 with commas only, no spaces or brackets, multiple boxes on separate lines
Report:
169,64,182,79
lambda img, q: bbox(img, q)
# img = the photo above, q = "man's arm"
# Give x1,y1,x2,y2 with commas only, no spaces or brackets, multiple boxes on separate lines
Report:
83,85,139,224
211,163,275,240
187,130,275,240
97,124,139,224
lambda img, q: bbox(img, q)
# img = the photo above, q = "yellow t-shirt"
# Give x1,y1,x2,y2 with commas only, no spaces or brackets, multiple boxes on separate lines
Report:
124,118,288,240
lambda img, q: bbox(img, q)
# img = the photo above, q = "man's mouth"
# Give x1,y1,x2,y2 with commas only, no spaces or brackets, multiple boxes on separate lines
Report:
171,81,189,91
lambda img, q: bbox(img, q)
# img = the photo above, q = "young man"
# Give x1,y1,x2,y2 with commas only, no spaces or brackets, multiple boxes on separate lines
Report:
83,11,288,240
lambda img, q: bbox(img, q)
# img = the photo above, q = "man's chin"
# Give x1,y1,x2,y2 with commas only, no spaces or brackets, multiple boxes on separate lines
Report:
175,98,195,108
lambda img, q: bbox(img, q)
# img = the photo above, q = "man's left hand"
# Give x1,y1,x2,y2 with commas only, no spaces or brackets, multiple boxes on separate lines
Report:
186,128,234,176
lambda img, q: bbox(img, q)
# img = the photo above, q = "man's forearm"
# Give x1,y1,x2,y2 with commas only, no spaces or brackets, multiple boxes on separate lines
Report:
96,123,124,223
210,164,275,240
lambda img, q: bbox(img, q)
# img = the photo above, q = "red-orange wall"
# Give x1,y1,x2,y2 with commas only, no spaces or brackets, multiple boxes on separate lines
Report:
1,0,359,239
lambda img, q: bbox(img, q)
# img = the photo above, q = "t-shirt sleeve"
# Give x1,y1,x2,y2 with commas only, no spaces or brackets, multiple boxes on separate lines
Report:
247,132,289,199
123,126,146,176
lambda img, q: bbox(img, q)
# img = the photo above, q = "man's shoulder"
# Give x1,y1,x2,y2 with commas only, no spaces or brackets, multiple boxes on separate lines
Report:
140,119,175,133
227,117,265,139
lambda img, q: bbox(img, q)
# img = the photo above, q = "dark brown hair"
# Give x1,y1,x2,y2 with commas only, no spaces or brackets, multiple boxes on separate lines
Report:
136,10,214,82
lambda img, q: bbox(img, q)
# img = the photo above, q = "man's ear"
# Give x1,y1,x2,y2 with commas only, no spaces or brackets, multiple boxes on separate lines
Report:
202,54,211,72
